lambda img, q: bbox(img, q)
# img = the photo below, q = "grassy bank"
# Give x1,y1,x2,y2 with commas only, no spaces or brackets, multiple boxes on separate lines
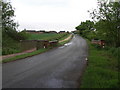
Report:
2,34,73,63
2,33,69,55
59,34,70,41
2,36,21,55
59,34,73,45
27,33,69,41
2,48,49,63
80,40,119,88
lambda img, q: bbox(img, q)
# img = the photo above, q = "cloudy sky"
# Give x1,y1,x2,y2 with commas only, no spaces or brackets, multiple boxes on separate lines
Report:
11,0,98,32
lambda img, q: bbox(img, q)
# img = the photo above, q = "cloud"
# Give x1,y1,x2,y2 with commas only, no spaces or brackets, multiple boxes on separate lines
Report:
11,0,98,31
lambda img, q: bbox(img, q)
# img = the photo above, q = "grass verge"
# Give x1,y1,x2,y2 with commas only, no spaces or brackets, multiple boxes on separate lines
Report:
2,48,49,63
2,34,73,63
58,34,70,41
59,34,73,45
80,40,119,88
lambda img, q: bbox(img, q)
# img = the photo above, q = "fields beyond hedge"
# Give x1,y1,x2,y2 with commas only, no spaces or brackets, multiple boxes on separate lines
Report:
27,33,69,41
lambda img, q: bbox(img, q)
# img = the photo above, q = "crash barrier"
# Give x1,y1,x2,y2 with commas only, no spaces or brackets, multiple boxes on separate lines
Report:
20,40,58,51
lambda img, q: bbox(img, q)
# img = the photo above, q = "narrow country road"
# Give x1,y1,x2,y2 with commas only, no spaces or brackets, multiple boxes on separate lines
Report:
3,35,88,88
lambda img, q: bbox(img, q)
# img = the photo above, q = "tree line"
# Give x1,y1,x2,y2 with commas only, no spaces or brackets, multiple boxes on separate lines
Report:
76,1,120,48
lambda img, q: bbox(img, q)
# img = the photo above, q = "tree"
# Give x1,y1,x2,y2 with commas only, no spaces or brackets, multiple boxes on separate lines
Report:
2,1,20,40
76,20,94,31
90,1,120,47
2,1,28,41
75,20,95,39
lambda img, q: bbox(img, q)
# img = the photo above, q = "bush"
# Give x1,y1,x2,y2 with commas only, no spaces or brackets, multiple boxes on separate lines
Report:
104,46,111,50
108,47,120,59
2,47,20,55
91,44,102,50
2,36,21,55
18,31,29,40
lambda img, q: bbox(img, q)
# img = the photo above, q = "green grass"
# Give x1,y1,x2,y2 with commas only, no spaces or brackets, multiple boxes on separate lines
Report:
59,35,73,45
59,34,70,41
27,33,69,41
80,40,119,88
2,36,21,55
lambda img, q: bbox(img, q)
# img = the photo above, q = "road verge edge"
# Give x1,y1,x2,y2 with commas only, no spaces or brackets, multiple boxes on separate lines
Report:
2,34,73,63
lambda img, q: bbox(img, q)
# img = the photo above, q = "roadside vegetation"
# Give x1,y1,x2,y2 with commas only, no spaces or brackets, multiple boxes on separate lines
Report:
58,33,70,41
2,32,70,56
75,1,119,88
58,34,73,45
76,2,120,47
80,40,119,88
2,48,48,63
2,34,72,63
2,1,27,55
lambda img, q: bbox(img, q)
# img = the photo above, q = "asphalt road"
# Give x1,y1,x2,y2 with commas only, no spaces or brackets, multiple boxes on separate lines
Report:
3,35,88,88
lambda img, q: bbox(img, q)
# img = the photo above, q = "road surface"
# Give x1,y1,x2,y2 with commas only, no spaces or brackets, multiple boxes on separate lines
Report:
3,35,88,88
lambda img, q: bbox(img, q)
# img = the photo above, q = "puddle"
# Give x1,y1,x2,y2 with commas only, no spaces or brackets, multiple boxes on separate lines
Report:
59,42,73,49
64,42,72,46
59,46,65,48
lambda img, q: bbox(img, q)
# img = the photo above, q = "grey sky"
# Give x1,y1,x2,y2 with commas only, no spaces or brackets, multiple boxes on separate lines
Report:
11,0,98,31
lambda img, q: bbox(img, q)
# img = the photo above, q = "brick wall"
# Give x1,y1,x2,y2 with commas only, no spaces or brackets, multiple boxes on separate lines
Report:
20,40,58,51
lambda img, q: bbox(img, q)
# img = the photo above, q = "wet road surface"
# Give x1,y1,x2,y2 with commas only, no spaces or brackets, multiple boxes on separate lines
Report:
3,35,88,88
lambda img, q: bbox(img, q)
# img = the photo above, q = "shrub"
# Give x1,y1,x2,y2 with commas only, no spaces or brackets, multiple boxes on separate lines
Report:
18,31,29,40
107,47,120,59
112,47,120,59
2,47,20,55
104,46,111,50
91,44,102,50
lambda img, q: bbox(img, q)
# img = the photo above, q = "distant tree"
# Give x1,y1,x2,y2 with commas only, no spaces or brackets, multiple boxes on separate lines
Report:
76,20,94,31
76,20,95,39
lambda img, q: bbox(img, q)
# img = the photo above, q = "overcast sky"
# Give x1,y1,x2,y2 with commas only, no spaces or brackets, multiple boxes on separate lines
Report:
11,0,98,32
